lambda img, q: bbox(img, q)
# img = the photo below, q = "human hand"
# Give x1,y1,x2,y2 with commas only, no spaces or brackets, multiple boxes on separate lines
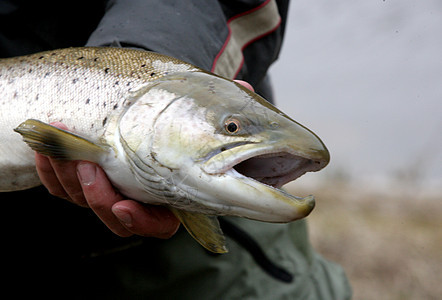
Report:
234,80,254,92
35,122,180,239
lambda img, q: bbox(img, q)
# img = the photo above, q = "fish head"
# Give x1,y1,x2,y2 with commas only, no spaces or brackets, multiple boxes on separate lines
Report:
119,71,330,222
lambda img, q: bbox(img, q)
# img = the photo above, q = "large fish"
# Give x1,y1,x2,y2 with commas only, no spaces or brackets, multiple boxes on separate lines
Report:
0,47,329,253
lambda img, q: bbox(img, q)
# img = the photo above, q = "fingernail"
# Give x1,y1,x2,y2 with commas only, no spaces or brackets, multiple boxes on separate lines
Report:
77,162,97,186
113,207,133,228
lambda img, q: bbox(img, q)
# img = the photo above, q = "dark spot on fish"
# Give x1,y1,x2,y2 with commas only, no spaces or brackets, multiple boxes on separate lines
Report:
114,81,119,85
126,81,132,86
85,98,90,104
150,72,156,77
35,94,39,100
103,102,107,108
141,64,146,67
102,117,108,126
72,78,78,84
77,56,84,60
51,52,56,56
28,68,33,73
13,91,18,98
104,68,110,74
94,57,99,62
39,56,44,59
113,104,118,110
44,72,51,77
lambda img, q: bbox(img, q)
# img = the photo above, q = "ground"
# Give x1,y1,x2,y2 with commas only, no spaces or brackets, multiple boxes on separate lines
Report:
287,180,442,300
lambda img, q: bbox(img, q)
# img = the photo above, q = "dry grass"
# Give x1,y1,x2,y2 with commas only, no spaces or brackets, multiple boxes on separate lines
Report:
287,180,442,300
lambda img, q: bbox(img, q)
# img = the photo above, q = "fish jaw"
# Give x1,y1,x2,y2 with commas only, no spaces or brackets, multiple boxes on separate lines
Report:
215,169,316,222
194,137,328,222
173,163,316,222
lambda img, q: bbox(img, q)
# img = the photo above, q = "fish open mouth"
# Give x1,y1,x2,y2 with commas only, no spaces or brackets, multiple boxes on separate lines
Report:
202,143,329,190
232,152,325,189
200,143,329,222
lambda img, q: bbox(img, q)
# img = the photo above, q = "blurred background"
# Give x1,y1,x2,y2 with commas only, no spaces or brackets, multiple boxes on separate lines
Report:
271,1,442,299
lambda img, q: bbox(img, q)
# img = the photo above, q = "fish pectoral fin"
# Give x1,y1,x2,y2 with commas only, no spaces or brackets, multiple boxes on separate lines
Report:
171,208,228,254
14,119,108,162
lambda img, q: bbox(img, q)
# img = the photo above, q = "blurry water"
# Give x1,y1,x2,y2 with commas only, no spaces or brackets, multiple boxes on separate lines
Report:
271,0,442,192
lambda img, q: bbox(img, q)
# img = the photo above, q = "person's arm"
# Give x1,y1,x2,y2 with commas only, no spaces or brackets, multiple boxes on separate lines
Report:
86,0,229,71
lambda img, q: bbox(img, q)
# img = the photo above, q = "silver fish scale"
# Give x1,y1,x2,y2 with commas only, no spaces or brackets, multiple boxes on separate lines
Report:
0,47,196,135
0,47,197,190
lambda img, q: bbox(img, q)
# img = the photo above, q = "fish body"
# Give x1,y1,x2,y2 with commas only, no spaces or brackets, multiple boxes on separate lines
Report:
1,47,197,190
0,47,330,252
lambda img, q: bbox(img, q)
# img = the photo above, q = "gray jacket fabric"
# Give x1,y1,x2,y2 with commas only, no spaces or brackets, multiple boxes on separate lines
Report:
0,0,351,298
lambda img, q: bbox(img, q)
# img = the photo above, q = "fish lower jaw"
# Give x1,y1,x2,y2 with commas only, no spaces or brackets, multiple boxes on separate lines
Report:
221,168,316,222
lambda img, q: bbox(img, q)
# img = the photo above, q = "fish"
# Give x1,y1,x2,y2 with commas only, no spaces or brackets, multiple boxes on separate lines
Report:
0,47,330,253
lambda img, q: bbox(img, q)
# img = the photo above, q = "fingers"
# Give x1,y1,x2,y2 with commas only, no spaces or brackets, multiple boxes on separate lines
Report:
77,162,132,237
77,162,180,238
34,121,88,207
35,154,87,207
35,122,180,239
234,79,254,92
112,201,180,239
52,159,88,206
35,153,70,200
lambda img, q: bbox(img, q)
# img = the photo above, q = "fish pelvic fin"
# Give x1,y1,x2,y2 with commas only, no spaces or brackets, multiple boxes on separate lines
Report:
14,119,108,162
170,208,228,254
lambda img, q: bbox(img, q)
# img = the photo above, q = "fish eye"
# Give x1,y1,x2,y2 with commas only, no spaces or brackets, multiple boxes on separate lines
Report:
224,119,241,134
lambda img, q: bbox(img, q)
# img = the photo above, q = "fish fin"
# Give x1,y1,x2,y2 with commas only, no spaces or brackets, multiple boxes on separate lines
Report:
14,119,108,162
170,208,228,254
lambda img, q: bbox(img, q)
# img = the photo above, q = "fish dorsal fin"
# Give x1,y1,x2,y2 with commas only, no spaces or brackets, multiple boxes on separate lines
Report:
14,119,108,162
171,208,228,254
